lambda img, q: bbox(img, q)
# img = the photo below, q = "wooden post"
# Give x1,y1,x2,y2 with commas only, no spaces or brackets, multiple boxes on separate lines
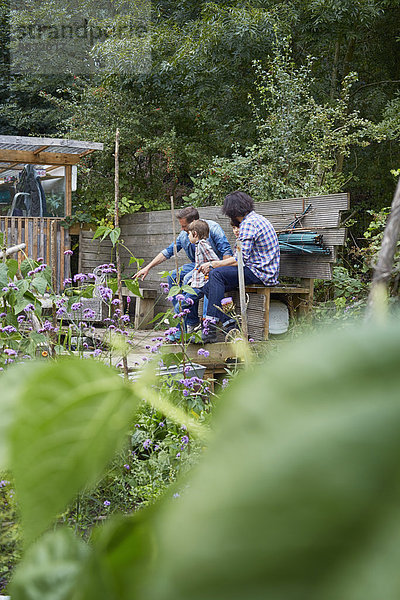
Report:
65,165,72,216
114,129,129,379
50,220,57,291
236,241,248,340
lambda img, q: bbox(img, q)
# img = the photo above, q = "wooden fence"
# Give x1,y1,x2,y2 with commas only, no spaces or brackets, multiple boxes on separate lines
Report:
0,217,71,292
80,193,349,321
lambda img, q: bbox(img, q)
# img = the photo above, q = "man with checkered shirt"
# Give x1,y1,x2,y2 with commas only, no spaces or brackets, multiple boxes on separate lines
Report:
198,191,280,343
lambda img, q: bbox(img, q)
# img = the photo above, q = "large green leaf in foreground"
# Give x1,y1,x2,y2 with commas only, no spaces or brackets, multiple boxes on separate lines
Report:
4,357,139,545
10,529,89,600
143,321,400,600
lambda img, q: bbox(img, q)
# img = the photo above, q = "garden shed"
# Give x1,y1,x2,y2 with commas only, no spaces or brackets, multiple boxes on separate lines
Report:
0,134,103,290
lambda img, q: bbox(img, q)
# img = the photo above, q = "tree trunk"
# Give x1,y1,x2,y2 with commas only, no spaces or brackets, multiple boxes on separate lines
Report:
330,39,341,101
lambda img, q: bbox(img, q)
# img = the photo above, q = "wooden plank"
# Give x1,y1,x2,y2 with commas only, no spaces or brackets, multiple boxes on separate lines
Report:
17,218,23,269
60,223,65,287
0,149,81,166
33,145,49,154
46,219,51,267
50,220,57,290
25,218,30,256
3,217,9,245
0,135,103,151
10,217,15,246
65,165,72,216
39,218,44,258
32,218,38,260
0,162,20,173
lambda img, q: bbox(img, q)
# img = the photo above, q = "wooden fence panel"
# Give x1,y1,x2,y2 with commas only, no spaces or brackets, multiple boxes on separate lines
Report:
0,217,70,292
118,193,349,281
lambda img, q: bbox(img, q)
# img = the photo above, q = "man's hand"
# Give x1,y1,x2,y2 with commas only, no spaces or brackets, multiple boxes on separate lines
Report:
133,266,150,281
199,262,212,275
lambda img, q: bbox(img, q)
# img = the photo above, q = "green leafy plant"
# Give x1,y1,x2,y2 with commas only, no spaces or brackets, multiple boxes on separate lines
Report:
187,39,385,205
2,318,400,598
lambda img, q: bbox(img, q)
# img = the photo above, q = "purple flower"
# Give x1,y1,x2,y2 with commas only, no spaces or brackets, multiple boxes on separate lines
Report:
71,302,83,311
64,249,73,256
17,315,26,323
160,282,169,292
126,296,131,304
183,389,189,397
176,452,181,458
2,325,17,334
159,422,165,427
112,299,121,306
176,294,186,302
93,349,102,357
181,435,189,445
143,439,152,449
249,338,255,343
166,296,173,302
103,500,111,507
63,278,72,286
197,348,210,357
4,348,17,356
83,309,96,320
98,286,113,302
24,304,35,312
185,297,194,306
123,464,130,470
222,378,228,388
173,493,180,498
73,273,87,283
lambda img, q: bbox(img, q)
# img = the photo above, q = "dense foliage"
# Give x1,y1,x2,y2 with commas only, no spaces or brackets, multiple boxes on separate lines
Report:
1,0,400,220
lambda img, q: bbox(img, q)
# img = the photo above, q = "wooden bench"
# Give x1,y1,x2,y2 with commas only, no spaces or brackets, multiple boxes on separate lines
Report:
244,280,314,340
121,286,157,329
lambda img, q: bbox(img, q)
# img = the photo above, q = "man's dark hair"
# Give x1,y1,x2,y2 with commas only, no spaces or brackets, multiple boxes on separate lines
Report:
188,219,209,240
176,206,199,223
223,191,254,225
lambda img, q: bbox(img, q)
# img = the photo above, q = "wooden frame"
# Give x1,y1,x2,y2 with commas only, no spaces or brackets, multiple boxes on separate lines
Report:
0,135,103,217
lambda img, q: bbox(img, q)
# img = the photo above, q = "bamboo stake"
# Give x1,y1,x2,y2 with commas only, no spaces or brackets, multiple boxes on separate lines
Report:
170,195,180,285
114,128,129,379
236,240,248,340
170,195,186,364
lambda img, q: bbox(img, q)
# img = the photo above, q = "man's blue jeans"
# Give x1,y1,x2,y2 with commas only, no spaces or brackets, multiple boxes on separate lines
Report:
169,264,208,326
202,266,264,324
172,287,205,327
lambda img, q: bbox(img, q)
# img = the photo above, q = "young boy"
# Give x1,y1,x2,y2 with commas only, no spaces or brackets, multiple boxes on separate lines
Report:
187,220,220,289
169,220,219,340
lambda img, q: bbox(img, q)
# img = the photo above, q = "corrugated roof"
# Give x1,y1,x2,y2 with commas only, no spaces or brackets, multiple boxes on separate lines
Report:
0,135,103,176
